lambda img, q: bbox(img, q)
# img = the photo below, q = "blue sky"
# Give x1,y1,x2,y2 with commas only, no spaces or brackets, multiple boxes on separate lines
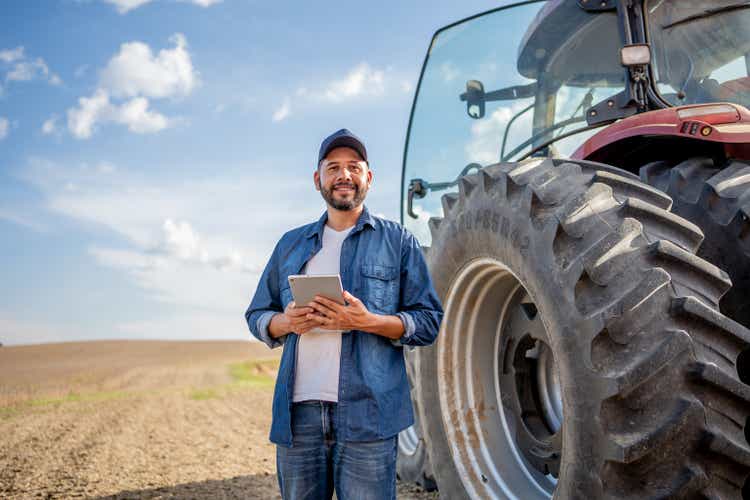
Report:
0,0,511,345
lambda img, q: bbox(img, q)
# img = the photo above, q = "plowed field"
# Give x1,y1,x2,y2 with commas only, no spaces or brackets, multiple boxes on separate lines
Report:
0,340,436,499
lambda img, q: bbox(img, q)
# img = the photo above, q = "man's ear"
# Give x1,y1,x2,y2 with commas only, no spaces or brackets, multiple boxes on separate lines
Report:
367,168,373,186
313,169,321,191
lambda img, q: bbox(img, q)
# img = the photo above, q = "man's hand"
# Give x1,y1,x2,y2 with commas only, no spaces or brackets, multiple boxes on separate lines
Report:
280,301,320,335
306,291,375,332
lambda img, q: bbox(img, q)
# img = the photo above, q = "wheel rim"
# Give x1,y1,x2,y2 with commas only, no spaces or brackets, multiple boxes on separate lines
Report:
437,258,561,499
537,341,563,434
400,348,421,457
399,424,420,456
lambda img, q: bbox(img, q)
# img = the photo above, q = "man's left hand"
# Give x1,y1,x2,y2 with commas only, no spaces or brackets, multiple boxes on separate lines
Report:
306,291,374,331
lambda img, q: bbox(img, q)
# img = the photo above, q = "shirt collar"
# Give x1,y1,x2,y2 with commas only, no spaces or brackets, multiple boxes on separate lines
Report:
305,204,376,240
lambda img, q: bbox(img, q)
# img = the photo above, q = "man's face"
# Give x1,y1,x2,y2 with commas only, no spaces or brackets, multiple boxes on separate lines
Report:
314,146,373,211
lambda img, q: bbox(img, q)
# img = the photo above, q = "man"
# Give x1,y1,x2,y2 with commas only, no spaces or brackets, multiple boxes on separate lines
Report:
245,128,443,500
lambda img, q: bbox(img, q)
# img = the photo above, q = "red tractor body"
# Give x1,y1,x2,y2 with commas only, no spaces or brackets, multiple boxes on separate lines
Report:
574,102,750,163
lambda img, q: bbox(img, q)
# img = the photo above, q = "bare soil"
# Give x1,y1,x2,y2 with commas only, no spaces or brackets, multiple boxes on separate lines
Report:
0,340,437,499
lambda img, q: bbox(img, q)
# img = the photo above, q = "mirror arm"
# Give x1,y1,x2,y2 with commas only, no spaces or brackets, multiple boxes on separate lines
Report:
460,82,537,104
407,163,483,219
484,82,538,101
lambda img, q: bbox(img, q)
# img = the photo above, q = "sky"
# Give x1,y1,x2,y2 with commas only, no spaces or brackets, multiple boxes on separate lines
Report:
0,0,512,346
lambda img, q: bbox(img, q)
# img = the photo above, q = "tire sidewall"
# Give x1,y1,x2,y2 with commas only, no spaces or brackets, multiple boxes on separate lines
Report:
418,184,605,499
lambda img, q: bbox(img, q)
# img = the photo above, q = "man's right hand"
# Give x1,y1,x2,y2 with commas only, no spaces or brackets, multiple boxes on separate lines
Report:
269,302,319,337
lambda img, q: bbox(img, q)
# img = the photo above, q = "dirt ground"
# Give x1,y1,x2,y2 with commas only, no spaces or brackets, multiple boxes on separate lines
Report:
0,340,438,499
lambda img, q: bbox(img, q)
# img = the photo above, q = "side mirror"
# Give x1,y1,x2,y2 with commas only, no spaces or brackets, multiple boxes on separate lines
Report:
460,80,485,119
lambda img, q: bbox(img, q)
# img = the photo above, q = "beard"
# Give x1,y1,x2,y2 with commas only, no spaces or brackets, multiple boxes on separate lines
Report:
317,179,368,211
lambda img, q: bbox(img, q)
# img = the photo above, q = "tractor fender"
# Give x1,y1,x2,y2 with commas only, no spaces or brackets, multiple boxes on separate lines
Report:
573,103,750,166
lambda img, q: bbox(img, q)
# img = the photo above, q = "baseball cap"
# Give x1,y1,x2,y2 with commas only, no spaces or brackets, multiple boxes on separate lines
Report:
318,128,368,165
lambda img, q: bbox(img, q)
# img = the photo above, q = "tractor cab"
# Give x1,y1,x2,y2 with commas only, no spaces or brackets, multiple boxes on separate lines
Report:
647,1,750,107
402,0,750,244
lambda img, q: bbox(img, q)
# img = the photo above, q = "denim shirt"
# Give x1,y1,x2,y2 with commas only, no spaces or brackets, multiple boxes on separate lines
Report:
245,205,443,447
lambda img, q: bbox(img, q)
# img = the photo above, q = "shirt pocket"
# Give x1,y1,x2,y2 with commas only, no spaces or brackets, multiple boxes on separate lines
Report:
360,263,399,314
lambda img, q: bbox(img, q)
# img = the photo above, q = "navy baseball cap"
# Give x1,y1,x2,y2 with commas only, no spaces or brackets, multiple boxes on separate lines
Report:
318,128,368,165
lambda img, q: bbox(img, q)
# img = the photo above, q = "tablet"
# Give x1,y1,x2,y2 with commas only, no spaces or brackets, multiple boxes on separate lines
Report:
287,274,345,307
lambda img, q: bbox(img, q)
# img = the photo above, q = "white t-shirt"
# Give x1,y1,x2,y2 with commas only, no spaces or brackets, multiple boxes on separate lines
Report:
292,223,353,403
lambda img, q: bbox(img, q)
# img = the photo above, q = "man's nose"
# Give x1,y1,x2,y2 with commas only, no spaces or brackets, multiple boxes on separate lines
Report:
337,168,353,182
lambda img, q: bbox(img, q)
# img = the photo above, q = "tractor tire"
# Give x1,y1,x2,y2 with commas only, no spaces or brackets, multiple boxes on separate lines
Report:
413,157,750,498
397,346,437,491
640,157,750,330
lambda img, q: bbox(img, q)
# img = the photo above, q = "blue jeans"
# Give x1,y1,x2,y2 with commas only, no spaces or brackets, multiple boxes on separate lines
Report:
276,400,398,500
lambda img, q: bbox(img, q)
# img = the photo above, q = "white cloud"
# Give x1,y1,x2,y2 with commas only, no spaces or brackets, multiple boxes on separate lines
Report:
272,98,291,122
66,34,193,139
466,107,513,164
0,47,61,87
405,204,435,248
439,61,459,83
88,245,253,313
100,33,198,99
18,155,312,272
42,115,59,135
13,157,318,338
0,117,8,140
117,96,169,133
67,89,112,139
103,0,221,14
323,62,385,102
67,90,169,139
156,218,262,273
104,0,153,13
277,62,412,119
7,60,40,81
7,59,55,83
185,0,222,6
0,46,24,63
465,101,534,164
162,218,204,261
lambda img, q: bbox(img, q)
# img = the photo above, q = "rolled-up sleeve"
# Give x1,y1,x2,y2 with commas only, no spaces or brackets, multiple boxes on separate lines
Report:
245,242,287,349
392,230,443,347
391,311,417,347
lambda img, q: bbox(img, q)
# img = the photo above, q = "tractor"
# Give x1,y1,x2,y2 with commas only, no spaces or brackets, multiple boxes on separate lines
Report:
397,1,750,498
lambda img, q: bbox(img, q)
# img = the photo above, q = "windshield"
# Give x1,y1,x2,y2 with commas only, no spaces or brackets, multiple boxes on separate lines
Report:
402,1,623,243
647,0,750,108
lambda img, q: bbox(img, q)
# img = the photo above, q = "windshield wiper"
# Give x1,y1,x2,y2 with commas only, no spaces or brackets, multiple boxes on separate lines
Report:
662,1,750,29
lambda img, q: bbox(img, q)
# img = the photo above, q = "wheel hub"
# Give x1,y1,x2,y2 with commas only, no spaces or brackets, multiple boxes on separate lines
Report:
499,292,562,477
